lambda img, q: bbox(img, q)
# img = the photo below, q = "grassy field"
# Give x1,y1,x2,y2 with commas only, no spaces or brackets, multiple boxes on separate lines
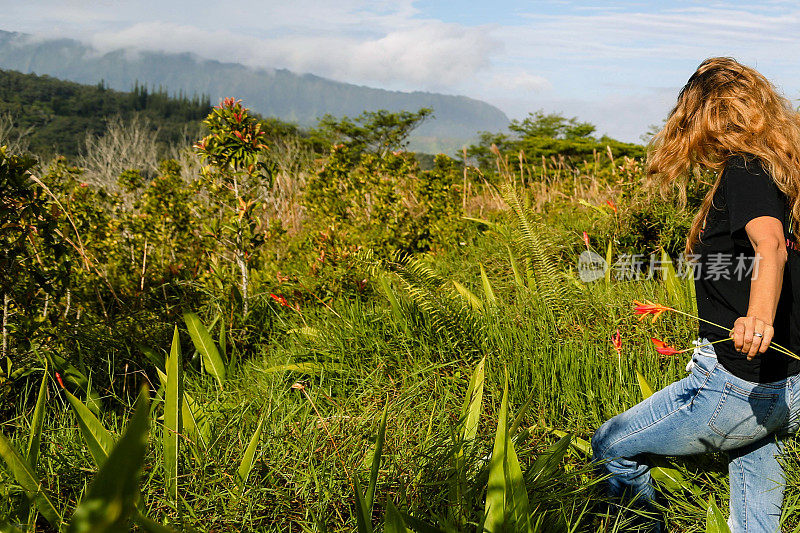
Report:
4,103,800,532
8,180,799,532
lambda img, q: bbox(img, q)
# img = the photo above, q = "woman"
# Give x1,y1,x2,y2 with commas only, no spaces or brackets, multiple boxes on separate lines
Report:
591,57,800,532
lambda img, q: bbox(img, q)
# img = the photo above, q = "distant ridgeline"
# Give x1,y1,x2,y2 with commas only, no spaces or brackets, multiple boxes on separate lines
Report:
0,27,645,166
0,69,212,157
0,30,510,154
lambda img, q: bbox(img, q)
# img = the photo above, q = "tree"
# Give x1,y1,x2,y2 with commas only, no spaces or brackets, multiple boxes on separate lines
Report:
466,110,645,175
312,108,433,157
508,110,596,140
0,147,69,361
195,98,274,314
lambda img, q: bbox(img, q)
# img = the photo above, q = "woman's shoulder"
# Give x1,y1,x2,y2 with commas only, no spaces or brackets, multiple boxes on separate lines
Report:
725,153,766,175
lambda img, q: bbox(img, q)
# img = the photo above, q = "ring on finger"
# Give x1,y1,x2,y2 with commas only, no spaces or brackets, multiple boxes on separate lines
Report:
754,332,764,338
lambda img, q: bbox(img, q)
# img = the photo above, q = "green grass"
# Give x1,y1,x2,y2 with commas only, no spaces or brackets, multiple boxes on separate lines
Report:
3,192,798,532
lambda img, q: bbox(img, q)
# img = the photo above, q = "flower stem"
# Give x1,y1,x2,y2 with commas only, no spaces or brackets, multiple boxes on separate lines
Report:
677,337,730,353
670,308,800,361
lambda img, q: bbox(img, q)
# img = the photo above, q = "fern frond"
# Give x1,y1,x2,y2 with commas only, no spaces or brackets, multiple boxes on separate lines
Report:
382,253,486,355
501,184,575,317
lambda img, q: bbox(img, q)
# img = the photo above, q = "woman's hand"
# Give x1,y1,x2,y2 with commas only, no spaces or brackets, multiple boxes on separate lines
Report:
735,215,787,361
730,316,774,360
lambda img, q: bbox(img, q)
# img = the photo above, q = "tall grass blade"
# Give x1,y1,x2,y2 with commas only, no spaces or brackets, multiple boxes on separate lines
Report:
636,371,655,400
164,326,182,503
218,316,227,362
453,281,484,313
236,409,265,493
384,499,408,533
183,312,225,389
156,368,206,455
577,199,607,214
451,357,484,525
651,461,694,495
605,240,613,284
660,248,681,304
44,351,101,415
530,434,571,481
139,345,165,370
398,513,444,533
480,263,497,306
379,275,406,327
460,357,485,444
485,370,531,533
132,511,179,533
366,400,389,514
352,477,373,533
508,246,526,289
0,433,62,528
63,388,115,467
68,387,151,533
509,388,535,438
26,360,47,468
544,427,592,456
706,497,731,533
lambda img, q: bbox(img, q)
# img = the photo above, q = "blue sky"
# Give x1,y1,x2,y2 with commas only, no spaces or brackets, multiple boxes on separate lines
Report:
4,0,800,142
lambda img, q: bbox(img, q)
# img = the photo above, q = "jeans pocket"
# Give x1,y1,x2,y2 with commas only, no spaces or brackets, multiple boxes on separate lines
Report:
708,382,779,440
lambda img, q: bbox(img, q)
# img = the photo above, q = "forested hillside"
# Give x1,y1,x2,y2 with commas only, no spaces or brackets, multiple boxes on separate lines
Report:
0,69,210,156
0,30,510,153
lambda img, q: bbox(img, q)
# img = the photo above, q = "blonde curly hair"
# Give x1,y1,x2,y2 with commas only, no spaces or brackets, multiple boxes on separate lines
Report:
647,57,800,255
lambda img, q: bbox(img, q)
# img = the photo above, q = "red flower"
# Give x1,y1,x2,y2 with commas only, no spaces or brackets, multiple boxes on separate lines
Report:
606,199,618,213
55,372,65,389
270,293,291,308
650,337,681,356
611,329,622,355
582,231,591,249
632,300,673,322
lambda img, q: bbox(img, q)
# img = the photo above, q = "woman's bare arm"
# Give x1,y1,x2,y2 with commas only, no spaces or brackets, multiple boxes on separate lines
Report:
730,215,788,359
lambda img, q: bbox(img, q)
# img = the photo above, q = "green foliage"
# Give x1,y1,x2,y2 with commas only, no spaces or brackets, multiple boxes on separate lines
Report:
0,431,62,528
0,70,211,157
183,313,225,389
163,327,181,504
0,77,751,532
68,387,151,532
305,147,468,257
509,110,596,140
0,147,70,379
312,108,432,156
467,109,645,175
195,98,276,314
484,370,531,533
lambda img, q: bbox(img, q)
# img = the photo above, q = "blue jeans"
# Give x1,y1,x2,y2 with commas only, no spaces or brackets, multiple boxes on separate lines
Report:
592,338,800,532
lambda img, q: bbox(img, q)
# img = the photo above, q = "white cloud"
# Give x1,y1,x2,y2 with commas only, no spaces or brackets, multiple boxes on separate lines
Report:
6,1,800,142
74,18,500,91
503,72,552,92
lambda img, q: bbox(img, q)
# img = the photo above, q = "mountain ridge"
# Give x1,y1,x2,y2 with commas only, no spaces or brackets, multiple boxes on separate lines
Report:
0,30,510,153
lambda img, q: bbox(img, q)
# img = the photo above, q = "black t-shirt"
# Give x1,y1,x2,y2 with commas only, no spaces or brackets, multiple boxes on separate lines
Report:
692,154,800,382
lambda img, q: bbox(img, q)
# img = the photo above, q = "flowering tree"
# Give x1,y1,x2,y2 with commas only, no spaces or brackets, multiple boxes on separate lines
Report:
195,98,273,314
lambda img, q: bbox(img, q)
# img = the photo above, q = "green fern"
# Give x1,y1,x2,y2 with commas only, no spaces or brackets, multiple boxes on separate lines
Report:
357,250,486,355
501,184,574,317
